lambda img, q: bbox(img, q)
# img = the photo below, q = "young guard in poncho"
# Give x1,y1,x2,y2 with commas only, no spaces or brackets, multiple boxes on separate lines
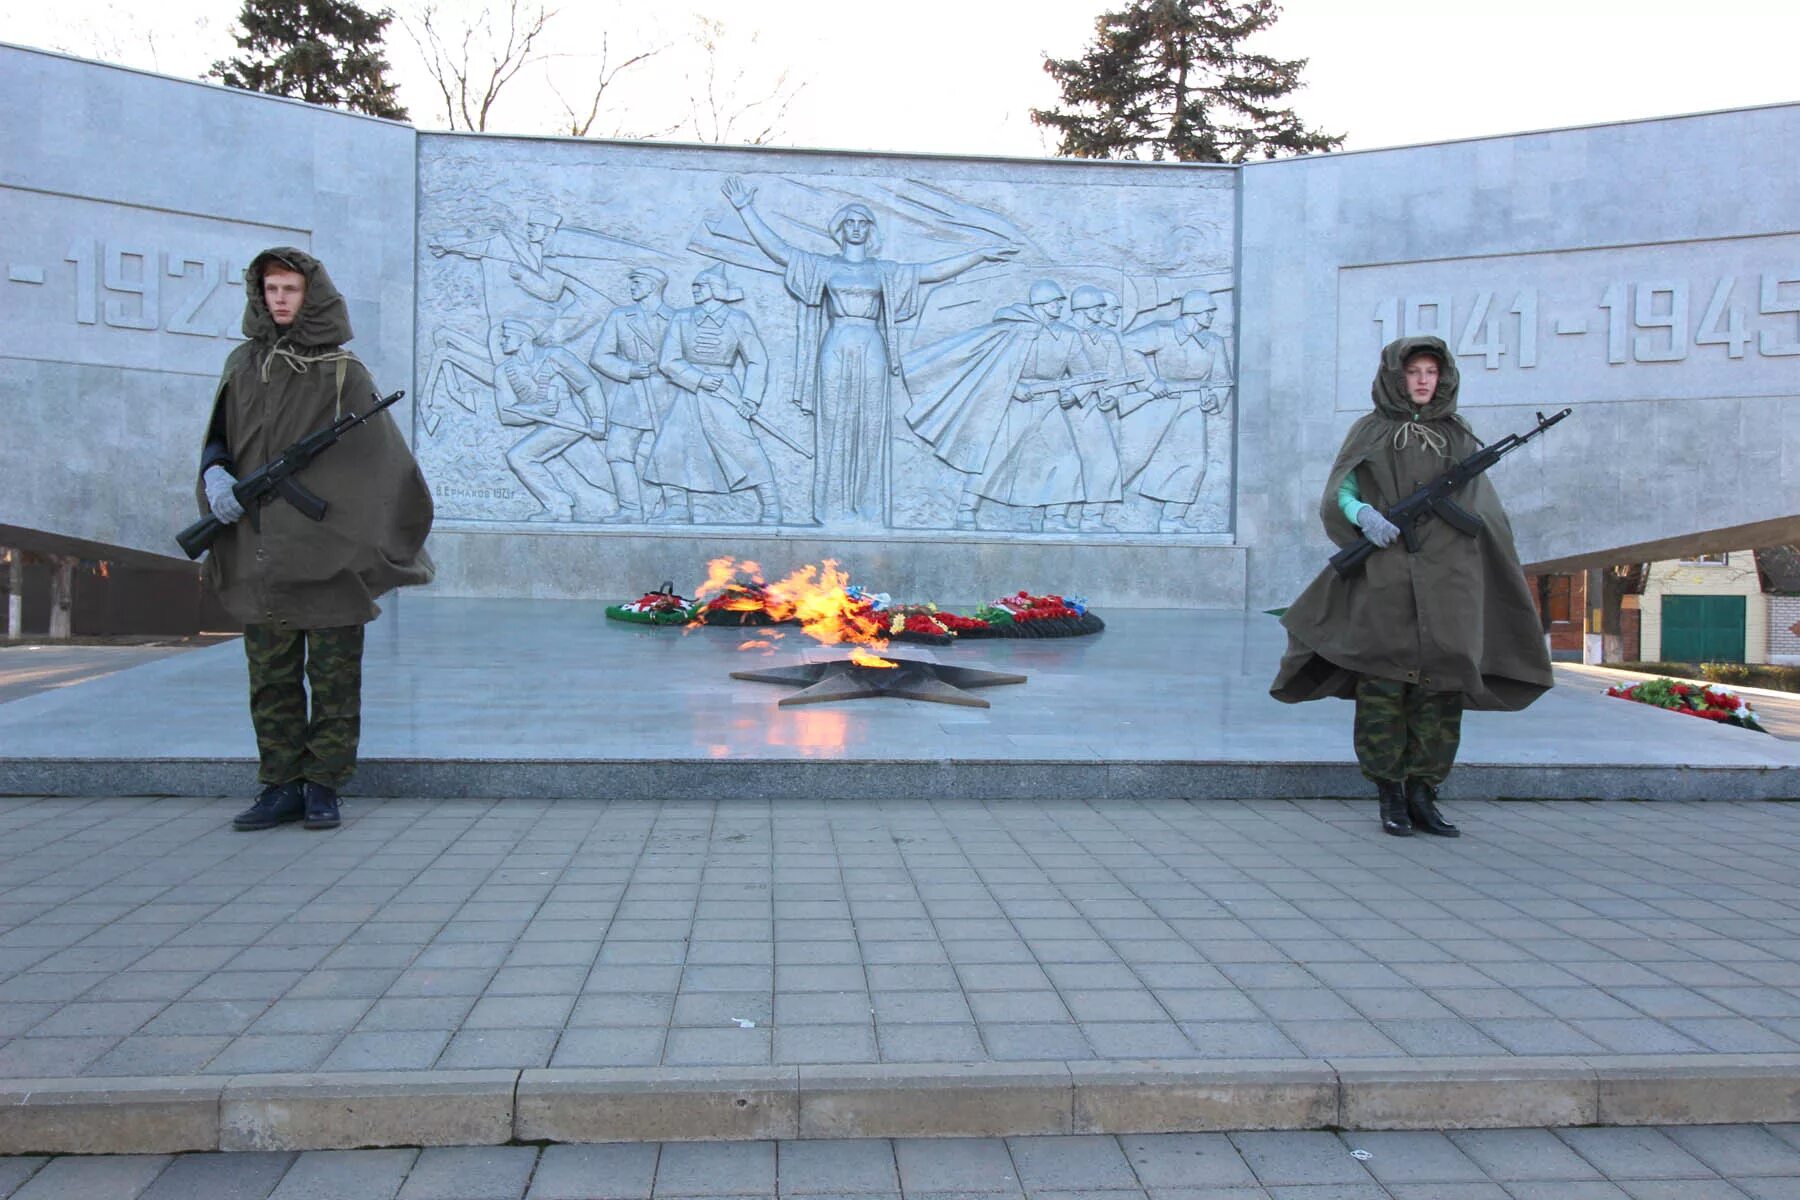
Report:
1270,335,1552,837
197,248,435,832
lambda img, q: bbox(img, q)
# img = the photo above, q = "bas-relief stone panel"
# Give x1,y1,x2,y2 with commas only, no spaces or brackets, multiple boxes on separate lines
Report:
414,139,1238,541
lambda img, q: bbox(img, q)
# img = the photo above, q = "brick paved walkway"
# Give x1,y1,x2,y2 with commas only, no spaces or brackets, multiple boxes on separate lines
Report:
4,1123,1800,1198
2,795,1799,1079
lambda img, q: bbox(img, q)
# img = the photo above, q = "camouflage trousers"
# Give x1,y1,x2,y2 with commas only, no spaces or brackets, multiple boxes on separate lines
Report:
243,623,364,790
1353,675,1464,786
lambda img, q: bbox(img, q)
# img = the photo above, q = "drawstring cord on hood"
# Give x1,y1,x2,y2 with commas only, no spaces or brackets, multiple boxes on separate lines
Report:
260,339,357,418
1391,420,1451,457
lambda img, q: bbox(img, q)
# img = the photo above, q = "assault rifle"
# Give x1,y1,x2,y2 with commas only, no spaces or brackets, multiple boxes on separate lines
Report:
1020,371,1108,400
1329,407,1571,579
177,389,405,560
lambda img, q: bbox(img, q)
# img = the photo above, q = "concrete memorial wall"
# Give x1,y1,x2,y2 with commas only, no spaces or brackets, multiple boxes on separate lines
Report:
0,46,417,564
1238,104,1800,608
4,42,1796,611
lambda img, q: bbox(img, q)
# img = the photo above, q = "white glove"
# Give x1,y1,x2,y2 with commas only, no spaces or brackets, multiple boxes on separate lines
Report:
203,465,245,524
1355,503,1400,548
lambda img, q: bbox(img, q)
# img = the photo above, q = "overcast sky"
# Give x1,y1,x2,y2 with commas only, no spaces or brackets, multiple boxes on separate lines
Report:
4,0,1797,156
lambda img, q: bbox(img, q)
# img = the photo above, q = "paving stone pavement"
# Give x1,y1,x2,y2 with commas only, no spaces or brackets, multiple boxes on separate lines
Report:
2,1124,1800,1197
2,795,1800,1078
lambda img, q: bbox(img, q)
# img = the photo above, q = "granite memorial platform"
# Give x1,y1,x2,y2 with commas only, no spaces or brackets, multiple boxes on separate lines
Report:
2,597,1796,801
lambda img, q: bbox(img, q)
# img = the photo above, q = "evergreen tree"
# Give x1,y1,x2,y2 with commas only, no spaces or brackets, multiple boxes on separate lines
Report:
1032,0,1341,163
211,0,408,120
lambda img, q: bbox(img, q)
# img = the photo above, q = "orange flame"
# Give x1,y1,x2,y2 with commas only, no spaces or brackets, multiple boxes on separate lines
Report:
850,646,898,669
695,557,761,598
697,556,896,668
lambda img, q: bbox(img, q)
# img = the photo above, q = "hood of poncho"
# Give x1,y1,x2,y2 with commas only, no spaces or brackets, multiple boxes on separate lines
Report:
1371,334,1461,423
242,247,353,349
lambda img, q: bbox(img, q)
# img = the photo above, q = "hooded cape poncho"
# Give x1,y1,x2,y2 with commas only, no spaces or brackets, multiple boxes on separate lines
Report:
197,247,434,628
1270,335,1552,711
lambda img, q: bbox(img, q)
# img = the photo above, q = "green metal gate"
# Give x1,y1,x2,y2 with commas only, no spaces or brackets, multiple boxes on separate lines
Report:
1660,594,1746,663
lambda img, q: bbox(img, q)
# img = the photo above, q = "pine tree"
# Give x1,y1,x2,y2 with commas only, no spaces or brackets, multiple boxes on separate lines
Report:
1032,0,1341,163
211,0,408,120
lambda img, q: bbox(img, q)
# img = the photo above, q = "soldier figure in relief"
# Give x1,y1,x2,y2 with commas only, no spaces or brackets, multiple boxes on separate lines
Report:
590,267,677,523
1122,289,1234,533
646,264,783,525
1060,285,1142,532
493,319,608,522
904,279,1092,532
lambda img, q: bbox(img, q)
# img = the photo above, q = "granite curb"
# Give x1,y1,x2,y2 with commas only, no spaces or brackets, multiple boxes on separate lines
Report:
4,758,1798,801
2,1055,1798,1155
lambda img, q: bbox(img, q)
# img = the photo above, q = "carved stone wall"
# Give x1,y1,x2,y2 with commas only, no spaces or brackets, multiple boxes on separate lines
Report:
415,137,1238,544
0,47,417,563
1238,106,1800,609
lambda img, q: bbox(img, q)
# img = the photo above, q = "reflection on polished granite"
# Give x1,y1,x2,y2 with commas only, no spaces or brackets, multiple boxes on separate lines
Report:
1,596,1797,796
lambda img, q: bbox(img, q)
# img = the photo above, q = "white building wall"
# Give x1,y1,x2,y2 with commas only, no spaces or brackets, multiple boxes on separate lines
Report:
1639,552,1767,663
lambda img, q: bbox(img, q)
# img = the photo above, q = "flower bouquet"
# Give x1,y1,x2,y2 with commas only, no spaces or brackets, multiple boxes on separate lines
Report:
603,582,695,626
957,591,1106,639
1604,677,1767,733
689,579,794,626
606,575,1105,640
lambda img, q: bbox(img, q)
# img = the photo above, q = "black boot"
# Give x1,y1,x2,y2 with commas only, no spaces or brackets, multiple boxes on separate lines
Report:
301,782,341,830
1377,780,1413,837
232,782,303,831
1405,779,1460,837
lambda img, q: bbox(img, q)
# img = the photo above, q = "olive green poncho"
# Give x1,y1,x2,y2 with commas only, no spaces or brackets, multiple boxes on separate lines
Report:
1270,335,1552,711
198,248,434,628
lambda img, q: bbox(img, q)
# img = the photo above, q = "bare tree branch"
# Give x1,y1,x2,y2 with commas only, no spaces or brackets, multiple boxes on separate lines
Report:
678,15,803,147
400,0,554,131
545,32,662,137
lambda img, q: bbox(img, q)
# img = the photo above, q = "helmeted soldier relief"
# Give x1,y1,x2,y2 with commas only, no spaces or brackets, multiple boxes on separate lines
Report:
904,279,1096,531
493,319,609,522
590,267,677,523
647,264,783,525
1061,284,1143,532
1123,289,1234,532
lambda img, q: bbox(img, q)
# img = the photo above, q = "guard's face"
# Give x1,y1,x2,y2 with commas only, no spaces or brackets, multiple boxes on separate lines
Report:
500,327,526,354
1105,304,1122,328
262,266,306,327
1034,298,1064,320
526,221,553,244
692,281,713,304
1404,356,1441,405
1073,303,1104,327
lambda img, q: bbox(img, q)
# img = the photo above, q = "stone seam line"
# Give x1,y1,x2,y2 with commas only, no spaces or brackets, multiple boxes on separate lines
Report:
2,1054,1799,1155
2,760,1799,801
